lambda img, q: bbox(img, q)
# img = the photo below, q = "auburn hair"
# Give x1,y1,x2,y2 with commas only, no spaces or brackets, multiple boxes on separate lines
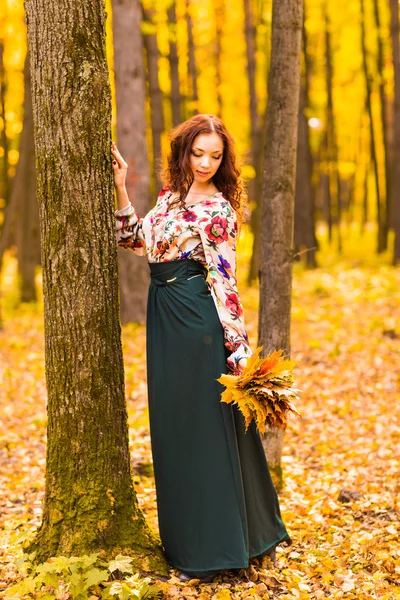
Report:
159,114,248,227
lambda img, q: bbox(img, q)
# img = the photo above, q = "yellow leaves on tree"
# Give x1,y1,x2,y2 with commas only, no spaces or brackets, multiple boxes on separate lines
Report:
217,347,302,434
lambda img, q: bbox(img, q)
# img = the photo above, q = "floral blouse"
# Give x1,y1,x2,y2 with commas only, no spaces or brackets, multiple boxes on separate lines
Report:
114,185,252,372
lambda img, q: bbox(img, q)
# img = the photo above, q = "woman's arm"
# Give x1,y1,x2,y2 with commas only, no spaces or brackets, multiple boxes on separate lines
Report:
199,200,252,374
111,142,146,255
115,185,130,211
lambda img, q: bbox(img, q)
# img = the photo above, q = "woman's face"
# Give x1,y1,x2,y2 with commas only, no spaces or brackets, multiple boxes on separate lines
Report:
189,133,224,184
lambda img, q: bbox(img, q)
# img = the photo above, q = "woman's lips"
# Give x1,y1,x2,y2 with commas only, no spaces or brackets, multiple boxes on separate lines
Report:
197,170,210,176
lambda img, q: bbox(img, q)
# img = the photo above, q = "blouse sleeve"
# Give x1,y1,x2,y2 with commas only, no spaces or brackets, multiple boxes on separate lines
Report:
198,201,252,373
114,202,146,256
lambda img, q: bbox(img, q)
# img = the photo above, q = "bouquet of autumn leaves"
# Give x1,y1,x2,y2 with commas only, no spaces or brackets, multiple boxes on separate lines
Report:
217,346,302,434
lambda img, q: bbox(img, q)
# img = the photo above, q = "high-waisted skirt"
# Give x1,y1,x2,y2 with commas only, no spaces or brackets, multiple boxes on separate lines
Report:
146,258,291,576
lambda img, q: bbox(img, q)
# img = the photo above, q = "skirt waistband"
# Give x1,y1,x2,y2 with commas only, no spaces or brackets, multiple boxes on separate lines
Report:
149,258,208,287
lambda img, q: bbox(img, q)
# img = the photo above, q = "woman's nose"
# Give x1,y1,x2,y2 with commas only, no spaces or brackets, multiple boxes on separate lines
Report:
200,158,210,168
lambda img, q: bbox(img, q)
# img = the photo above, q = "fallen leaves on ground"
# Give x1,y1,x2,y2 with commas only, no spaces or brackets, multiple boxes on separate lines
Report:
0,251,399,599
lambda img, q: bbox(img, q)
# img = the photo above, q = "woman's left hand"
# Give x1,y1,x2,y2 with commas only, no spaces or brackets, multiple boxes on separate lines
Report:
237,357,247,373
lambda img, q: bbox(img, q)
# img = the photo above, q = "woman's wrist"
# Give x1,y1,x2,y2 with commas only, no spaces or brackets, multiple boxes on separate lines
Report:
115,185,130,210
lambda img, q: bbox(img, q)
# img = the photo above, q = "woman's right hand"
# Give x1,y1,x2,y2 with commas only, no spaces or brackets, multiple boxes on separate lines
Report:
111,141,128,190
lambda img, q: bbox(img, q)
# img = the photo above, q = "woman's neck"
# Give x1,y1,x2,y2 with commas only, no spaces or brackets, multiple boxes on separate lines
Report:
188,183,219,195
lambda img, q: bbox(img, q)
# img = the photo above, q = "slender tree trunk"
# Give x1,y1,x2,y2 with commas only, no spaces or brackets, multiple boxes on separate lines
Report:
167,2,183,127
258,0,303,488
324,10,342,254
248,14,272,285
247,107,267,284
112,0,151,325
24,0,167,569
186,0,198,116
214,0,224,118
361,159,370,234
244,0,258,164
0,38,10,329
294,80,317,268
243,0,260,270
373,0,390,249
142,6,165,195
360,0,383,253
294,18,317,269
0,40,10,209
390,0,400,263
16,53,40,302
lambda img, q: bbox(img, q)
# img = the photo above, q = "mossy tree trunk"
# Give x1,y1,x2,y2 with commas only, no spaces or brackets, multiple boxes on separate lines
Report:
23,0,167,571
258,0,303,488
112,0,151,325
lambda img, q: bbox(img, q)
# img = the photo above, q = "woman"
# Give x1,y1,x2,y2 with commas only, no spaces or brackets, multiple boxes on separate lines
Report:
111,114,291,582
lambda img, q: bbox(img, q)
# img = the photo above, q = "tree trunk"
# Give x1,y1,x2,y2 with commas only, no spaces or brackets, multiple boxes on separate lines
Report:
247,106,267,284
142,6,165,196
248,12,272,285
0,40,10,209
112,0,151,325
390,0,400,264
16,53,40,303
373,0,390,250
214,0,224,117
186,0,198,116
167,2,183,127
360,0,383,253
24,0,167,570
258,0,303,488
324,10,342,254
294,18,317,269
244,0,258,163
294,80,317,268
0,39,11,329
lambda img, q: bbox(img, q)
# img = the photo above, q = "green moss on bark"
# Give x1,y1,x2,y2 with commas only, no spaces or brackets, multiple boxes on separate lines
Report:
24,0,168,575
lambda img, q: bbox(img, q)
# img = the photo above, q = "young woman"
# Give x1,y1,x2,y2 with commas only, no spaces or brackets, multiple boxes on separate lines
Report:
111,114,291,582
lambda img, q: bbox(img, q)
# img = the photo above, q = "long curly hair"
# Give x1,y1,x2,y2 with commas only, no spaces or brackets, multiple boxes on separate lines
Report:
160,114,248,226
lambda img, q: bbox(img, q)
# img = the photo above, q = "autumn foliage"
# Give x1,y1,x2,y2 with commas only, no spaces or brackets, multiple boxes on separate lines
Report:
217,347,302,433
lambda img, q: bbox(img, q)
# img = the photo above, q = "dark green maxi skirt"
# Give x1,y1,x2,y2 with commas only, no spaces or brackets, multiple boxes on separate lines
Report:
146,258,291,576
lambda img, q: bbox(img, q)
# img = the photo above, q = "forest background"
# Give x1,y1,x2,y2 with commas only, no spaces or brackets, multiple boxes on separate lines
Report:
0,0,399,598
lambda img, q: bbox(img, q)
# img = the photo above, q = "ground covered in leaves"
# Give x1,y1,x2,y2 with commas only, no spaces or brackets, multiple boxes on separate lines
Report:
0,228,399,599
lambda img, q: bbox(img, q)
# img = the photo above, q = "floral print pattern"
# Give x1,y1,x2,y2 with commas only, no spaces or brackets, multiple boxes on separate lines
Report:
115,186,252,371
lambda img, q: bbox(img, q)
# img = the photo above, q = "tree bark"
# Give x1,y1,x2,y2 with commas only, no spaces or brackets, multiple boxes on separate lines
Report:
24,0,167,569
16,53,40,302
373,0,390,250
390,0,400,264
167,2,183,127
112,0,151,325
0,40,10,209
258,0,303,488
324,10,342,254
186,0,198,116
247,106,267,284
214,0,224,117
360,0,383,253
244,0,258,160
142,6,165,195
248,10,272,285
0,39,11,329
294,19,317,269
294,80,317,268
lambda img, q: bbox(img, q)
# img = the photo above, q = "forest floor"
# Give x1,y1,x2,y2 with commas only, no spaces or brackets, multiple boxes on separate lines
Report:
0,225,400,599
